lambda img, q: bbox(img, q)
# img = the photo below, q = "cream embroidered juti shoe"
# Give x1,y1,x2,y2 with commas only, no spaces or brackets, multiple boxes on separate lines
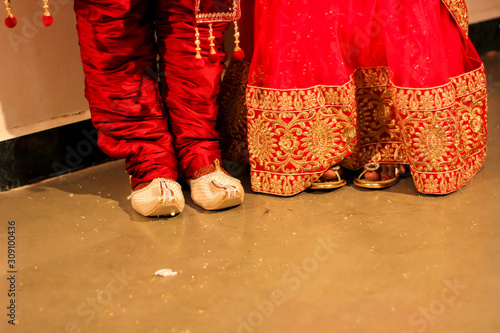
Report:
128,178,185,217
188,160,244,210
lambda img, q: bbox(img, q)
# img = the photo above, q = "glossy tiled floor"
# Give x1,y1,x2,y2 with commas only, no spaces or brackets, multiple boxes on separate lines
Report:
1,52,500,333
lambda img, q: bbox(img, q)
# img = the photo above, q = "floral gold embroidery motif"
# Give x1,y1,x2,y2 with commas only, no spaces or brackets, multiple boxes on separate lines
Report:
278,131,300,155
419,120,448,163
247,111,276,166
305,117,335,158
470,116,482,134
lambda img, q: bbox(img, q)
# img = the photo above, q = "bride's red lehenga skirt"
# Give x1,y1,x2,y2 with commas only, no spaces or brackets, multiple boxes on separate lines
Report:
246,0,488,196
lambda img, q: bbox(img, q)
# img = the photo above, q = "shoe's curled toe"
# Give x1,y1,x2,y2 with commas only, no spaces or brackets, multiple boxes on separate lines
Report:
129,178,185,217
188,161,244,211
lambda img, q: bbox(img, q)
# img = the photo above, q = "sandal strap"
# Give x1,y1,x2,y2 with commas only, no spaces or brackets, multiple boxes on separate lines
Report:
357,163,380,181
332,168,343,183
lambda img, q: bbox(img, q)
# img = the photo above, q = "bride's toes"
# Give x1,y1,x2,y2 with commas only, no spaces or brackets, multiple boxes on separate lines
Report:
323,167,342,180
364,170,380,181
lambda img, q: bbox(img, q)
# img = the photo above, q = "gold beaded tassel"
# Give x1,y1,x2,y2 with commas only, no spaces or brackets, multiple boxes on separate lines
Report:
193,27,204,69
232,20,244,61
207,23,219,63
42,0,53,27
4,0,16,28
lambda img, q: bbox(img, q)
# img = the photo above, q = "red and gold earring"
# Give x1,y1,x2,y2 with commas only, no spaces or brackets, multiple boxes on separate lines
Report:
232,20,244,61
4,0,16,28
42,0,53,27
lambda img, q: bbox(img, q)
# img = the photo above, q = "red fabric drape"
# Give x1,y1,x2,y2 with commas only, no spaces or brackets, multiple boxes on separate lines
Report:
250,1,480,89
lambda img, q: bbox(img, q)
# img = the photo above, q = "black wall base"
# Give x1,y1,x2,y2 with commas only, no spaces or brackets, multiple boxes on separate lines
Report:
469,18,500,55
0,120,114,191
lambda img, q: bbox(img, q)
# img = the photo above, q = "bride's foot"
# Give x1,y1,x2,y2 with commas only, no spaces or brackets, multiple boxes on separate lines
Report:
309,165,347,190
353,163,406,189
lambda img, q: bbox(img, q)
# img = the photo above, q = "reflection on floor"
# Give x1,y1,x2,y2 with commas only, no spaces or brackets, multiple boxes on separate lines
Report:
1,52,499,333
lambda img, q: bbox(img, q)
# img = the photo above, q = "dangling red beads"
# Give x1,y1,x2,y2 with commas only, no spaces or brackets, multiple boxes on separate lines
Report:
232,20,245,61
194,57,205,69
232,47,245,61
42,0,53,27
5,15,16,28
42,14,53,27
4,0,16,28
42,14,53,26
208,52,219,64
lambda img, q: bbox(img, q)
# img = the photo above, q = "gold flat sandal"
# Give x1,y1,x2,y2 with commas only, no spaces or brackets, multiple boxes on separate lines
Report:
352,163,400,189
309,166,347,190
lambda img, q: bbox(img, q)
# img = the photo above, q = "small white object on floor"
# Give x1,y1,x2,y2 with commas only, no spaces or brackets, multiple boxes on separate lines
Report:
154,268,178,277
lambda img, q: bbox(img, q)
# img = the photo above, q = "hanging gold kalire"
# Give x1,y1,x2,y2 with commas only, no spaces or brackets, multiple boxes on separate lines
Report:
193,0,244,67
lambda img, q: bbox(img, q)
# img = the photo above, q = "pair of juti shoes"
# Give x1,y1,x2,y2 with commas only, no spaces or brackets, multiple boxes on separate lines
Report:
309,163,407,190
128,160,244,217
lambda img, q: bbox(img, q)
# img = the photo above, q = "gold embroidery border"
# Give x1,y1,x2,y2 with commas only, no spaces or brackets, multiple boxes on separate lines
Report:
392,65,487,111
413,147,486,194
248,65,486,113
441,0,469,36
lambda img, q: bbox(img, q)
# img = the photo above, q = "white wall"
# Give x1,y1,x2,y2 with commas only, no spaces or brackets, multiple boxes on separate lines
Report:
0,0,89,141
468,0,500,23
0,0,498,142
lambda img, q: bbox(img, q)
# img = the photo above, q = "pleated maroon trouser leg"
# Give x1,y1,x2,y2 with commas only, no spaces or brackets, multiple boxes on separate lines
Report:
74,0,227,188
